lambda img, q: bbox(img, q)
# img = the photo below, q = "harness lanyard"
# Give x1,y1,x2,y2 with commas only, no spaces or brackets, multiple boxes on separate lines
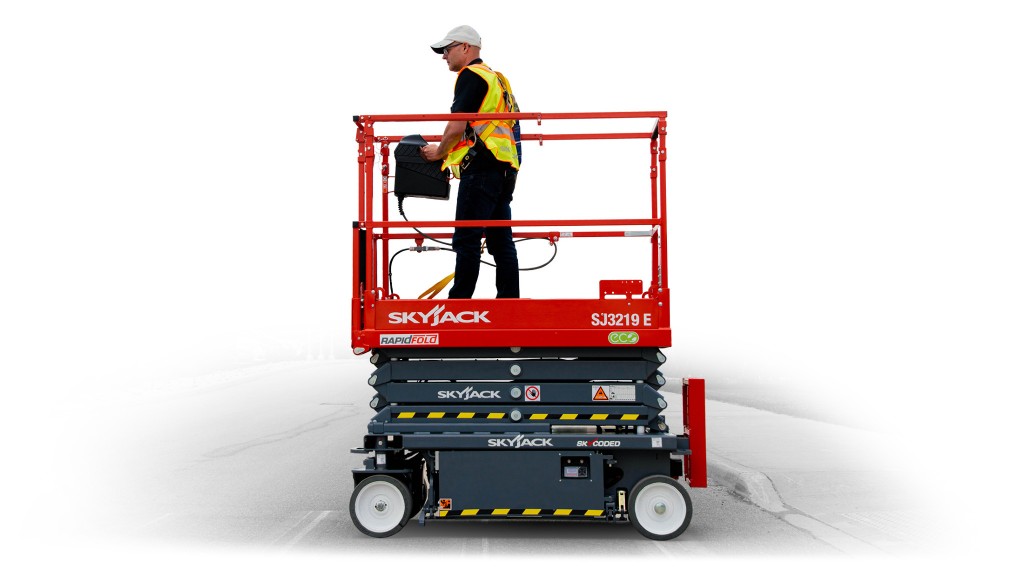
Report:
418,272,456,299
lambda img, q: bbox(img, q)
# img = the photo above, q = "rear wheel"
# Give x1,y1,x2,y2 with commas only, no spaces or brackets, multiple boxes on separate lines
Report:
350,475,412,538
628,475,692,540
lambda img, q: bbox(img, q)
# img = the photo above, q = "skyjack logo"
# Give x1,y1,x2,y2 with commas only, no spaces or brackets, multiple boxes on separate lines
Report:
388,304,491,327
438,386,501,400
487,434,553,448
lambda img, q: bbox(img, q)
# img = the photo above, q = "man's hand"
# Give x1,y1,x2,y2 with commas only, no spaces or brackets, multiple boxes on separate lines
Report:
420,144,443,162
421,120,468,162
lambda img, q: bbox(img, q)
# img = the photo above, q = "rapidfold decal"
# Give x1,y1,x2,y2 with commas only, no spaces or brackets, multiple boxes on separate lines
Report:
379,334,439,346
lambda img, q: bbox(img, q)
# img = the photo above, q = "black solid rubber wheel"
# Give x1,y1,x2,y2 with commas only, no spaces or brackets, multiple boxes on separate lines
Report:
627,475,693,540
350,475,412,538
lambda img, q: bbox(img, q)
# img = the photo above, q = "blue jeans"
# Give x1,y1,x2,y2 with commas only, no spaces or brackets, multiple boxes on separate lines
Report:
449,168,519,298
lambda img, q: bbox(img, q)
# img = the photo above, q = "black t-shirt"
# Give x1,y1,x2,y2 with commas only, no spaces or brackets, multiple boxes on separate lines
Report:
451,59,502,171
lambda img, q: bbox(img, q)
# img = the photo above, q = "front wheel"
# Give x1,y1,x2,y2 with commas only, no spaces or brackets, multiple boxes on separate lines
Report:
628,475,693,540
350,475,412,538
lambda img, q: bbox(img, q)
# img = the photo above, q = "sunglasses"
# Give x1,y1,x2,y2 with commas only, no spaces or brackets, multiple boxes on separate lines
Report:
443,42,464,55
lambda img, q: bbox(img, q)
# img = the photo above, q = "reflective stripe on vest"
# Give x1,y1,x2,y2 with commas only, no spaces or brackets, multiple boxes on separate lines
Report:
442,63,520,177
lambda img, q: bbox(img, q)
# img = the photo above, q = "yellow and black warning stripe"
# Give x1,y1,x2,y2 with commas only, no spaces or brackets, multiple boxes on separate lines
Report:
394,412,644,421
437,508,606,518
528,413,642,421
394,411,506,420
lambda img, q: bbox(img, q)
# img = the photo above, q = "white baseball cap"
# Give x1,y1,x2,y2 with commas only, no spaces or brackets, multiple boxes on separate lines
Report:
430,25,482,54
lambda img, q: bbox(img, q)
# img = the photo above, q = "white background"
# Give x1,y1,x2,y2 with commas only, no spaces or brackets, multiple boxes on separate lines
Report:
2,0,1022,572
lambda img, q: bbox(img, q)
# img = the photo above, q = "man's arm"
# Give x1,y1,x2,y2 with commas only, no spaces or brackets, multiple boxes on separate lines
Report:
420,119,466,162
420,67,487,162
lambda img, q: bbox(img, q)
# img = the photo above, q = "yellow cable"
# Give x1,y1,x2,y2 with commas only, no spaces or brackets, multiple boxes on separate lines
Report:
418,272,455,299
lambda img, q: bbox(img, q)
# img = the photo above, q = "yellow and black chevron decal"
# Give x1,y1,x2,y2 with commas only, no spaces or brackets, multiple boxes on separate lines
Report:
394,411,643,421
437,508,606,518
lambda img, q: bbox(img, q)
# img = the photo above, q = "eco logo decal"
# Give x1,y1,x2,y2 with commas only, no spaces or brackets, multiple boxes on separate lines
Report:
608,331,639,345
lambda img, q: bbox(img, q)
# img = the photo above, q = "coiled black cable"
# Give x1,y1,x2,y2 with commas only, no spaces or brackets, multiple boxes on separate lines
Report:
390,195,559,296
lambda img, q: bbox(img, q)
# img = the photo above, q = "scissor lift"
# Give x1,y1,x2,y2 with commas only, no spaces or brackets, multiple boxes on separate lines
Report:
349,111,706,540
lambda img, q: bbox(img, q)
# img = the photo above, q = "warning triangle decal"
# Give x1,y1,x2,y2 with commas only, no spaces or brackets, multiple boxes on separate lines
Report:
593,387,609,401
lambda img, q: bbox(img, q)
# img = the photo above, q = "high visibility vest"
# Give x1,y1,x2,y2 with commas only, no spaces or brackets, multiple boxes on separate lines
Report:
442,63,520,178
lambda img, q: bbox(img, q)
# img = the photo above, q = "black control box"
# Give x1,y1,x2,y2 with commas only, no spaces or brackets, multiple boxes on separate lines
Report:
393,134,451,200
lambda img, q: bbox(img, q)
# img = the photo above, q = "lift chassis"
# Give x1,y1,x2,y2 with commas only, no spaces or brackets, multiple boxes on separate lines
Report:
348,112,707,540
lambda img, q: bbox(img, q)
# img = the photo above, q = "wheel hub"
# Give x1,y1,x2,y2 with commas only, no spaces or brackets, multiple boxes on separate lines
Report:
654,501,667,515
374,499,388,512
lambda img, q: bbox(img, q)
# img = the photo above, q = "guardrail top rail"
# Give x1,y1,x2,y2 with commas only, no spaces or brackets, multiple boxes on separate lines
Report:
351,111,672,354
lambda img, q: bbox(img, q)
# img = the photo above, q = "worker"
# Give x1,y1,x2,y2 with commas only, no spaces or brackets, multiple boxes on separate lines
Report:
420,25,521,299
